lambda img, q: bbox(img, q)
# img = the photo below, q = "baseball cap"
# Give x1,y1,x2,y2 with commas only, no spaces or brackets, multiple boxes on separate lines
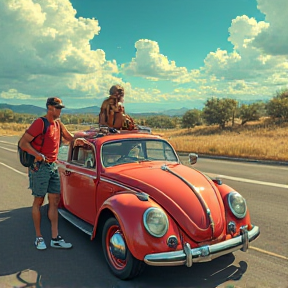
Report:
46,97,65,109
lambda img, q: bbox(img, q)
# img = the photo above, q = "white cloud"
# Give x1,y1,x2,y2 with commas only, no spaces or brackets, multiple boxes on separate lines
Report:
0,89,32,100
121,11,288,105
0,0,119,106
228,15,268,50
199,11,288,100
203,15,282,80
122,39,189,81
0,0,104,77
1,0,287,111
252,0,288,56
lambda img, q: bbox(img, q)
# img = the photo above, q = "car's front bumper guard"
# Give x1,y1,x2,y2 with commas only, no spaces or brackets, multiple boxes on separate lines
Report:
144,225,260,267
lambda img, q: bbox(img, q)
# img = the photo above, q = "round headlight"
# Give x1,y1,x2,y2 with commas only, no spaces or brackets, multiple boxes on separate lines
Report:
228,192,247,219
143,207,168,237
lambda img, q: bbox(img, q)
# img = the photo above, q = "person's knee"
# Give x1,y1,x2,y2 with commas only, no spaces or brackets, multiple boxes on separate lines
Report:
33,197,44,208
48,194,60,206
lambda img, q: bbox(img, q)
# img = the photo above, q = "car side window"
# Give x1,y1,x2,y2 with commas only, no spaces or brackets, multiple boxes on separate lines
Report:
71,146,95,168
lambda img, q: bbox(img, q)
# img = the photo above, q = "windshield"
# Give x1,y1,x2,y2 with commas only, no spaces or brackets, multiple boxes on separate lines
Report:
101,139,178,167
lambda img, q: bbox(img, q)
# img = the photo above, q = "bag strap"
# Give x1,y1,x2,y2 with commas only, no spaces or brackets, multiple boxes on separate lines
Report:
31,117,50,153
39,117,50,149
40,117,50,135
55,119,62,147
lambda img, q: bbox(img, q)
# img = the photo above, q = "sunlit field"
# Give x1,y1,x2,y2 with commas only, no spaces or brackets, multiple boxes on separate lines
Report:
154,120,288,162
1,119,287,162
0,123,88,136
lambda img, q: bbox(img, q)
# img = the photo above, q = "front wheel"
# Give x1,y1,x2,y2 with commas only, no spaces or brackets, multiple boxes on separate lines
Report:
102,217,145,280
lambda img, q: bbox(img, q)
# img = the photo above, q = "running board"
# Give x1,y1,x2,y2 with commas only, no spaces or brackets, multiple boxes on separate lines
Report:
58,208,94,236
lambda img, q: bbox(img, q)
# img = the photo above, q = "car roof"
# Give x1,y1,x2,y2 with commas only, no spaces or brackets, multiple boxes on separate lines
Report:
74,127,163,147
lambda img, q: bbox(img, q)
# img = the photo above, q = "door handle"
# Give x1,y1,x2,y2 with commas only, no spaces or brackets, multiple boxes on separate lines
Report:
64,170,71,176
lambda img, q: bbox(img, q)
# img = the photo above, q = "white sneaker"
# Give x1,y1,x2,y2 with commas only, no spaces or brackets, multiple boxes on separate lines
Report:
50,235,72,249
35,237,47,250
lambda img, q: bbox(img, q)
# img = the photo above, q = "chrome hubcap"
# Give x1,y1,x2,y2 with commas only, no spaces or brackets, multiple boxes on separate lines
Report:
109,231,126,260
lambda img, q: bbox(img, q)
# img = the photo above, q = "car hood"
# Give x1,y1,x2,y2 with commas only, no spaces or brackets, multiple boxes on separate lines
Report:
104,163,226,242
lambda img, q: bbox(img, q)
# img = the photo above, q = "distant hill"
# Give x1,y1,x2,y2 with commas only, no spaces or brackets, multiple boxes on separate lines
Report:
0,103,189,117
0,103,46,115
162,107,189,116
63,106,100,115
0,103,101,115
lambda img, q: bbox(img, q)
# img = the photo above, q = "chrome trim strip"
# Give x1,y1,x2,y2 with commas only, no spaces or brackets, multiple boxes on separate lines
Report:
100,177,136,192
63,168,97,179
144,225,260,267
161,164,215,236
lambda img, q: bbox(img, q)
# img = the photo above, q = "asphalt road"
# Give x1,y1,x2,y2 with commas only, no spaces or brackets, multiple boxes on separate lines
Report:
0,135,287,288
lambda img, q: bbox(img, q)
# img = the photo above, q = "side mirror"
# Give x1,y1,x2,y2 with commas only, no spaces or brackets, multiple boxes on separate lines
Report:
188,153,198,165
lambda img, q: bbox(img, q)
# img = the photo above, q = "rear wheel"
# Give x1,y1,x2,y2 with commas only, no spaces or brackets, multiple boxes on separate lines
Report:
102,217,145,280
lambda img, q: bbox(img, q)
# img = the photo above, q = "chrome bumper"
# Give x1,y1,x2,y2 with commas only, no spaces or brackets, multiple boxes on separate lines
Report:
144,225,260,267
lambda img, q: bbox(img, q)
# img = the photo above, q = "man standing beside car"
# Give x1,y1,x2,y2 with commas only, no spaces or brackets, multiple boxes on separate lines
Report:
19,97,75,250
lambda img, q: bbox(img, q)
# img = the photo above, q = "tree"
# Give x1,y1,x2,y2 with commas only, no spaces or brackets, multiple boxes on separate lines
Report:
0,109,14,122
226,99,238,126
239,102,266,125
181,109,202,129
266,89,288,121
145,115,176,129
203,98,238,128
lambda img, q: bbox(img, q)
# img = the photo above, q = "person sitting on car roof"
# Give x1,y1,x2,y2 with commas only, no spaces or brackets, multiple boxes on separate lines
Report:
99,85,124,129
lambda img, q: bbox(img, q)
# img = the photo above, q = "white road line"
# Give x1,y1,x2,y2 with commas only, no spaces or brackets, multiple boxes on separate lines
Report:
0,140,17,146
205,173,288,189
250,246,288,261
0,146,16,153
0,162,27,176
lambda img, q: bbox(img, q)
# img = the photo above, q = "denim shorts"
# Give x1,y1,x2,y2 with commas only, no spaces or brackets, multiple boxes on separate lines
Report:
29,162,60,197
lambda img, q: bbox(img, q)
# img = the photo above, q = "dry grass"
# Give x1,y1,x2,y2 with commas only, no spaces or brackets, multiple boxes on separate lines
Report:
1,120,287,162
154,120,288,162
0,123,90,136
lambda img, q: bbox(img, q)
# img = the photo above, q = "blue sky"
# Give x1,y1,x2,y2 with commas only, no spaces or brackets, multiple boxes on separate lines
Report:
0,0,287,113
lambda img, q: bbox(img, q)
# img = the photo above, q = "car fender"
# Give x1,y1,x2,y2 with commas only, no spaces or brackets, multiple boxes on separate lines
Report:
95,192,182,260
214,183,252,232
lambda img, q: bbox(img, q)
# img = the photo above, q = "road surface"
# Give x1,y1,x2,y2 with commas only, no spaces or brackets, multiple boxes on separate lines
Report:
0,136,287,288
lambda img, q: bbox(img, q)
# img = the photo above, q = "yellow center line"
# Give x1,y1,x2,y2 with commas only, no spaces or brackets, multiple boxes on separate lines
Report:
250,246,288,261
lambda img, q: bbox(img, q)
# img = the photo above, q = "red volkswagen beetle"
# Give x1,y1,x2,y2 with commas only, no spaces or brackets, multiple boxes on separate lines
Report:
57,128,260,280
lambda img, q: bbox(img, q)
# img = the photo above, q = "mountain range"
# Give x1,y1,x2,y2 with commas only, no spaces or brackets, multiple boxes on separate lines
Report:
0,103,189,117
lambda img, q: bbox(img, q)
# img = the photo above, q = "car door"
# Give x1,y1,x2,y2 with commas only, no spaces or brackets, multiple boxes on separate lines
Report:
63,143,98,224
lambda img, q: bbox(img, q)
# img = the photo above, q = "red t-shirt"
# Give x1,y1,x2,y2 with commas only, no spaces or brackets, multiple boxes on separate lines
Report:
26,118,61,162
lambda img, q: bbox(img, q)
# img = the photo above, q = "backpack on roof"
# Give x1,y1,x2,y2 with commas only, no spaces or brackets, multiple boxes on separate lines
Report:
18,117,50,167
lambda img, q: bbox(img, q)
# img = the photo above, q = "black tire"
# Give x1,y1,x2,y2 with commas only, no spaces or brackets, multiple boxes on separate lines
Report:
101,217,145,280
